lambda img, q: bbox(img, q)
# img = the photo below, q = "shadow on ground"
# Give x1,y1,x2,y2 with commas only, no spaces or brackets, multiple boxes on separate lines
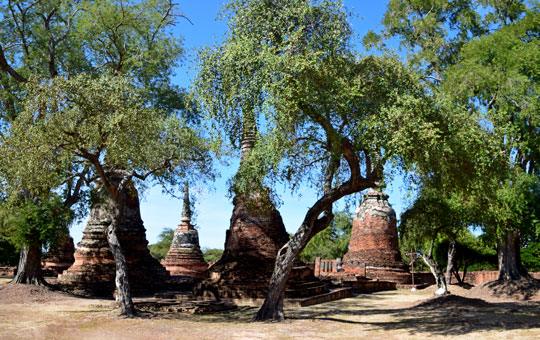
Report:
135,292,540,337
289,295,540,336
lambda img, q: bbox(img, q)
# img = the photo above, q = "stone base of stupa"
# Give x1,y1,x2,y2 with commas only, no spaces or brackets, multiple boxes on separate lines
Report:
195,196,329,300
57,185,170,297
195,256,328,301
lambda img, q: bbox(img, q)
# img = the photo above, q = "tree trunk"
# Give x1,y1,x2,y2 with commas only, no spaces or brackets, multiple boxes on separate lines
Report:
255,154,342,321
254,220,315,321
255,186,337,321
452,268,463,284
106,219,135,317
11,242,47,286
462,264,468,283
497,229,530,281
253,129,370,321
423,253,447,294
422,240,447,294
445,238,456,285
104,176,135,317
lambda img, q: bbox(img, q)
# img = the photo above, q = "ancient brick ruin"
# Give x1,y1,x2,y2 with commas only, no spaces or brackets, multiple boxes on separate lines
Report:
161,184,208,278
41,236,75,276
195,133,328,301
195,195,291,299
58,183,170,296
342,188,410,283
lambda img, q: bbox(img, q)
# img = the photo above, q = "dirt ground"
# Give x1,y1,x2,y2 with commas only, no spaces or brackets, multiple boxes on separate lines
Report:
1,278,539,340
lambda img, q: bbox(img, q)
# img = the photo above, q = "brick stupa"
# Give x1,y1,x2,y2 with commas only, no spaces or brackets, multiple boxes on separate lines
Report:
42,236,75,276
195,134,327,300
58,181,170,296
342,188,409,283
161,183,208,278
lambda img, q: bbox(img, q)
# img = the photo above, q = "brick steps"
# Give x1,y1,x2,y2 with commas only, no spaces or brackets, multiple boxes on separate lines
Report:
285,287,353,307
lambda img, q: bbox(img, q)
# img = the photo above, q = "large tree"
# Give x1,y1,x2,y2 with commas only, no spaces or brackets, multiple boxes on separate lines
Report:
0,74,214,316
0,0,188,287
443,7,540,282
381,0,540,283
193,0,457,321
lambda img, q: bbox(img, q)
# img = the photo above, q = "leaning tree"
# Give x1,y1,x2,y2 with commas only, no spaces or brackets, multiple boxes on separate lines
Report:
193,0,467,321
0,74,215,316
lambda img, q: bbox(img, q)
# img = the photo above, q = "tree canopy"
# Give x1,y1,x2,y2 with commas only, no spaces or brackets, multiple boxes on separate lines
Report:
0,0,195,293
1,74,213,196
381,0,540,282
0,73,215,314
0,0,188,121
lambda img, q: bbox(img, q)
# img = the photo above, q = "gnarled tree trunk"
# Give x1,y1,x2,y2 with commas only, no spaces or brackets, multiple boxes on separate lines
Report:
104,176,135,317
445,238,456,285
497,229,530,281
106,218,134,317
12,242,47,286
253,117,376,321
422,240,448,295
255,213,332,321
255,151,348,321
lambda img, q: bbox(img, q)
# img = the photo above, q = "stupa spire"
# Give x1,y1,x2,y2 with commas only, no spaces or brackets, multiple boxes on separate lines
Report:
161,181,208,278
181,181,191,223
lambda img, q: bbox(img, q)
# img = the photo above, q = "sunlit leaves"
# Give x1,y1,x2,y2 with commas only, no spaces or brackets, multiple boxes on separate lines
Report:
0,74,215,196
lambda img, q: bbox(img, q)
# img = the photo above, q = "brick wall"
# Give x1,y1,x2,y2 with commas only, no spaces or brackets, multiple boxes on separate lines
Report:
311,260,540,286
0,266,16,276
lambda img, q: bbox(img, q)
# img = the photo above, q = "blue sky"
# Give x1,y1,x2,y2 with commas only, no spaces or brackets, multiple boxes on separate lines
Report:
71,0,411,249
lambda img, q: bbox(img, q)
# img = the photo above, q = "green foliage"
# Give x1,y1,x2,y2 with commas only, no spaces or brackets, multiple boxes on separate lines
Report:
434,230,498,272
0,235,19,266
521,241,540,272
0,194,73,250
0,0,196,269
193,0,451,207
383,1,540,267
299,211,352,262
0,74,215,197
400,185,472,249
148,228,174,261
0,0,187,121
202,248,224,263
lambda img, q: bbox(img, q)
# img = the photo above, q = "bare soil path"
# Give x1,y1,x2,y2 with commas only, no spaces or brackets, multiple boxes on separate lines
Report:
1,278,539,340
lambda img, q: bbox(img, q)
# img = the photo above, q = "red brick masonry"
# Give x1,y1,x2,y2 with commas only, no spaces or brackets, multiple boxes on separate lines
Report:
341,189,410,283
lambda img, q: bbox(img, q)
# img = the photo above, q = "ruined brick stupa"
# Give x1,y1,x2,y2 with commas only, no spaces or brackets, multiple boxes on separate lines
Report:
42,236,75,276
342,188,410,283
161,183,208,278
195,133,327,300
58,181,170,296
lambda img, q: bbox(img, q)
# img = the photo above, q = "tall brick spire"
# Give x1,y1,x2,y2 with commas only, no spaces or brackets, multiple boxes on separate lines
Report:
181,181,191,223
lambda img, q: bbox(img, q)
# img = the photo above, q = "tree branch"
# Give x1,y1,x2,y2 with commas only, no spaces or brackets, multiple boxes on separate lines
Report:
0,44,28,83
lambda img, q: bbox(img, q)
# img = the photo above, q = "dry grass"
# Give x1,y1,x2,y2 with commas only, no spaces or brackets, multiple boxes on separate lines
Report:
0,284,539,340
